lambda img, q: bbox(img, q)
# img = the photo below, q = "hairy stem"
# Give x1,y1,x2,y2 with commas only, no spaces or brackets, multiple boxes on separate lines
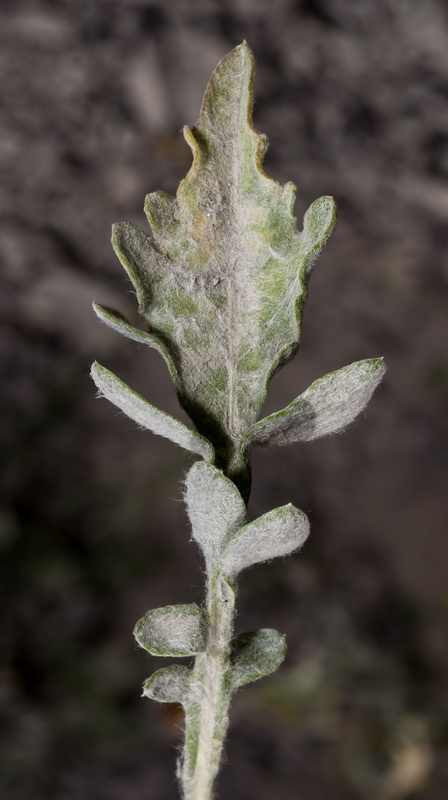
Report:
181,575,236,800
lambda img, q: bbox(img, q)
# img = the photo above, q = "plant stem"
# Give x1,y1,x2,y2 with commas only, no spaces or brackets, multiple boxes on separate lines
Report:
180,575,236,800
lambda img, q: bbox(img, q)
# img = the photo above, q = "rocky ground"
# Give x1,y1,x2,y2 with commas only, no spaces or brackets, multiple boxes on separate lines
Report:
1,1,448,798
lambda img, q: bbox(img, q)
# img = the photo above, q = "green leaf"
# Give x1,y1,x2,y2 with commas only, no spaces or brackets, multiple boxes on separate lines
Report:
107,43,336,475
185,462,247,572
243,358,386,449
142,665,192,704
91,361,214,462
231,629,286,687
93,302,179,383
93,302,165,349
134,604,207,657
221,503,309,578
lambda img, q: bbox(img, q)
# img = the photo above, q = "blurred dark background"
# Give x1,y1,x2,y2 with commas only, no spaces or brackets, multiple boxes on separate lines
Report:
1,1,448,798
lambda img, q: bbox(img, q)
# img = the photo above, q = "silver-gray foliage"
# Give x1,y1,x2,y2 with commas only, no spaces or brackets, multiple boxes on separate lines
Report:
143,665,192,704
134,604,208,657
92,42,386,800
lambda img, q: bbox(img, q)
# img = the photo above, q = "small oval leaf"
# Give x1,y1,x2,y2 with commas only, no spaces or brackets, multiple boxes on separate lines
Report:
221,504,309,578
185,462,247,571
143,665,192,704
231,629,286,687
91,362,214,463
134,604,207,657
243,358,386,449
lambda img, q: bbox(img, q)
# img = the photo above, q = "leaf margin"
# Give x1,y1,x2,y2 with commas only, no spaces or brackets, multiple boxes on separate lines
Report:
242,357,386,451
91,361,214,463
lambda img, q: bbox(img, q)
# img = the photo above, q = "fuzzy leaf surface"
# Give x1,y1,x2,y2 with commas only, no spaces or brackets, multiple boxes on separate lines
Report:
109,42,336,464
243,358,386,448
222,503,309,578
134,604,207,657
231,629,286,687
185,462,247,571
91,362,214,462
93,303,178,382
142,665,192,704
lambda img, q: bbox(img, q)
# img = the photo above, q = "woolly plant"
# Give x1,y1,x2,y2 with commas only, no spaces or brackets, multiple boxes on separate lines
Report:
91,42,385,800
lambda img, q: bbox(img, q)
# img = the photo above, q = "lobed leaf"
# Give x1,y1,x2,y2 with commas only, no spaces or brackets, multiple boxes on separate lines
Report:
134,604,207,657
231,629,286,687
221,503,309,579
91,361,214,462
185,462,247,571
104,43,336,468
142,665,192,704
243,358,386,449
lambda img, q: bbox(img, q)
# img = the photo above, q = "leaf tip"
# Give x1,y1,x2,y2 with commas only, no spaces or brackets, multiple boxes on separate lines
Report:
372,356,386,372
360,357,387,385
235,40,253,59
92,300,113,325
110,221,120,243
307,195,338,235
90,361,107,399
90,360,101,378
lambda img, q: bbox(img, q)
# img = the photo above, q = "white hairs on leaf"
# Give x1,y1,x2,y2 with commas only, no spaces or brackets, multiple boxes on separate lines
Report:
91,361,214,462
221,503,310,578
243,358,386,448
231,629,286,687
134,604,207,657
